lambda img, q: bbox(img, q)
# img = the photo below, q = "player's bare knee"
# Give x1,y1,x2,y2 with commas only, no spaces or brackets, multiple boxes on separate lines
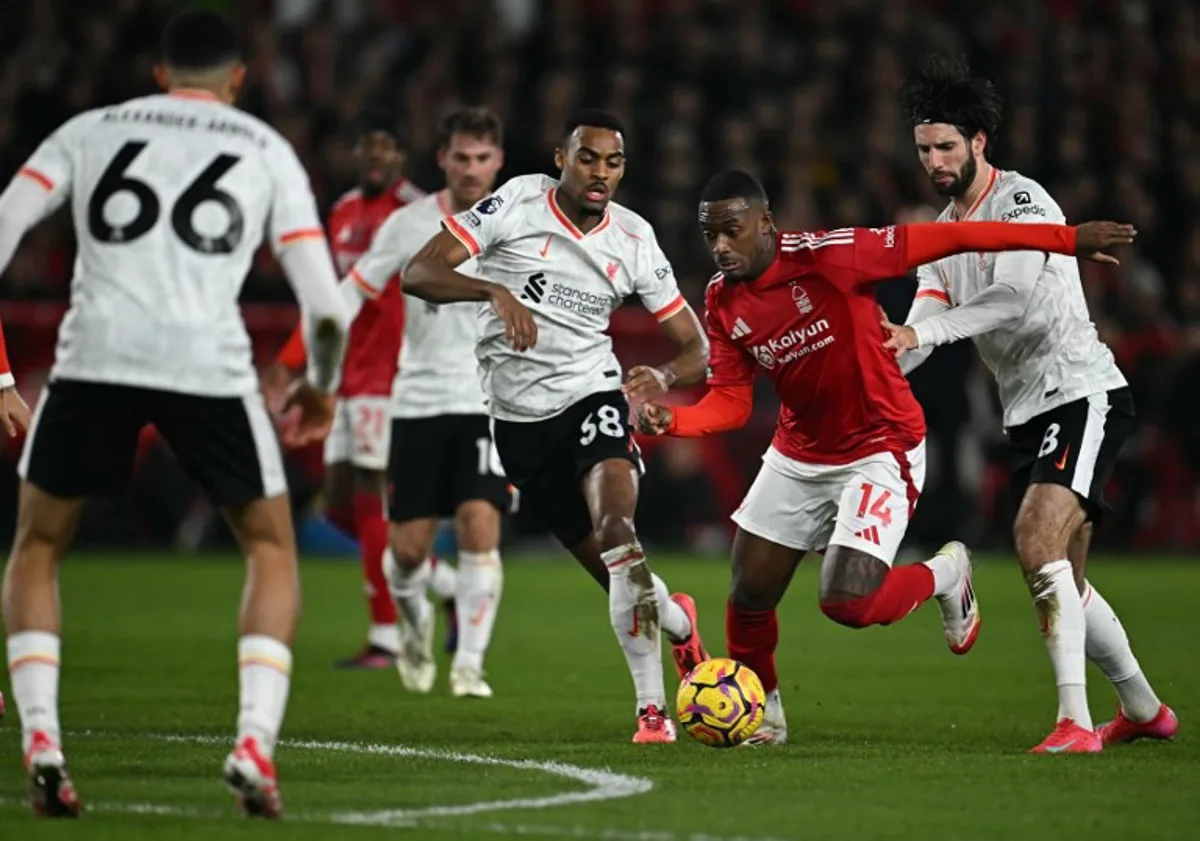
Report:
323,461,355,528
352,465,387,496
729,577,780,613
1013,483,1085,573
817,545,888,607
389,520,435,569
455,501,500,553
594,512,637,552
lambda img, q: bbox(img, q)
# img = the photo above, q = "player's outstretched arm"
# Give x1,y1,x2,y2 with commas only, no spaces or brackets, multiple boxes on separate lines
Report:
901,220,1135,270
404,230,537,351
623,304,709,401
635,385,753,437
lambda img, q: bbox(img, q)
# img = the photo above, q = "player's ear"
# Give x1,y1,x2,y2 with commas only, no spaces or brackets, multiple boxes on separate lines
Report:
760,210,776,235
972,130,987,159
153,64,171,93
553,147,565,172
227,63,247,104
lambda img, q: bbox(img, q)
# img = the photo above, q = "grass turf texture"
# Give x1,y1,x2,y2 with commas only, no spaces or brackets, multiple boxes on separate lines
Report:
0,554,1195,840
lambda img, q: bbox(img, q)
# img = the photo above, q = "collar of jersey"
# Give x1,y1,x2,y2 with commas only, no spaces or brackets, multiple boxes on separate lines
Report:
547,188,611,240
169,88,222,102
951,165,999,221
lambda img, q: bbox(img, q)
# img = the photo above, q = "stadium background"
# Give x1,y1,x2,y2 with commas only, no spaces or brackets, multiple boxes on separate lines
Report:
1,0,1197,556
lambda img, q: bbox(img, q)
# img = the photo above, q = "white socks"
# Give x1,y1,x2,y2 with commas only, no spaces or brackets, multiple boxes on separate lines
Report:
652,573,692,643
603,543,666,711
236,635,292,758
922,551,961,597
1028,560,1091,729
367,623,401,654
1083,581,1162,722
7,631,62,755
452,550,503,673
428,557,459,602
385,549,433,632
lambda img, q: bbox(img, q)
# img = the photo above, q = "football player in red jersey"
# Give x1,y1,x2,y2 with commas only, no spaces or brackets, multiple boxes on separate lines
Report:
264,109,427,669
635,169,1135,745
0,325,31,727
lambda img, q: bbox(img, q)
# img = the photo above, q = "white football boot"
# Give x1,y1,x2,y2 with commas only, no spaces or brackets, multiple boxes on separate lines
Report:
743,689,788,746
449,664,494,698
932,541,981,655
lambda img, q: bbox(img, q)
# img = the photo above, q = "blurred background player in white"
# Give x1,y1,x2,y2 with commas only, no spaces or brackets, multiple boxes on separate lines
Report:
262,109,456,670
0,306,33,728
0,11,348,818
340,107,509,698
887,55,1177,754
402,111,711,743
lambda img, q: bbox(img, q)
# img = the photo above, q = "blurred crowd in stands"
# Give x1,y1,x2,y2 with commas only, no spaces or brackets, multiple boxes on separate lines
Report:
1,0,1198,552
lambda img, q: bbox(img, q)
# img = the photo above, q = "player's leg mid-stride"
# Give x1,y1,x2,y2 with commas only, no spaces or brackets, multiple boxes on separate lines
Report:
572,455,710,744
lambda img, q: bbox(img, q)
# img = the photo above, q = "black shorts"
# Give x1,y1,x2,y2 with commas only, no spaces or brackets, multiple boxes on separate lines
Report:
387,414,512,523
1007,387,1135,523
491,390,643,549
19,379,287,507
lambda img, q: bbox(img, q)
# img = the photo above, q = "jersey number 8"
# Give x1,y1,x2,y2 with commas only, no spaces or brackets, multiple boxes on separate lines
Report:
580,405,625,446
88,140,245,254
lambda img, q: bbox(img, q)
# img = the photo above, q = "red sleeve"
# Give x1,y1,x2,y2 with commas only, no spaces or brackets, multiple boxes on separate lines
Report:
903,222,1077,269
275,323,307,370
667,384,754,437
0,322,12,384
813,223,1080,286
703,282,756,388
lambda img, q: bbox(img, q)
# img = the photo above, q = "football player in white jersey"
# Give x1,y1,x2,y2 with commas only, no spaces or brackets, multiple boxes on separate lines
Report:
884,55,1177,753
341,107,509,698
402,110,711,743
0,11,349,818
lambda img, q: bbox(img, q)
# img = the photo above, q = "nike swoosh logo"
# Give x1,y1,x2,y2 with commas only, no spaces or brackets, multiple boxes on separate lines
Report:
1055,445,1070,471
538,235,552,258
1045,740,1076,753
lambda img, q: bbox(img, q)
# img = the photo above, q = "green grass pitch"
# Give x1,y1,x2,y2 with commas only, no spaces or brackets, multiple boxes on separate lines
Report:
0,553,1195,840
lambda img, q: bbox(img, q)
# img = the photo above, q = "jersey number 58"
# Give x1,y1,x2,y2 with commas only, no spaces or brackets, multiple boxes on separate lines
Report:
88,140,245,254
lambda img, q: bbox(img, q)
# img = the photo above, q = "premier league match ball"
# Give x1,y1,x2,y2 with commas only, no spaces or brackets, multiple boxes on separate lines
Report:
675,658,765,747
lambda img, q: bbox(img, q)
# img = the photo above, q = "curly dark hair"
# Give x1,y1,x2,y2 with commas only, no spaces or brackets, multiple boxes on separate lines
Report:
900,54,1003,150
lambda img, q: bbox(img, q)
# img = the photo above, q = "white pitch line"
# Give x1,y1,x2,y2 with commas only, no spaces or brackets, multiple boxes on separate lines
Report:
0,732,791,840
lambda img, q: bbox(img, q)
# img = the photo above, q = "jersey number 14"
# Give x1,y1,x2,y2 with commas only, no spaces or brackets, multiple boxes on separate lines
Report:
88,140,245,254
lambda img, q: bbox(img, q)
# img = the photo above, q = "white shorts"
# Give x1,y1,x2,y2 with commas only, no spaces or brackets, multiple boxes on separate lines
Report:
323,396,391,471
731,441,926,565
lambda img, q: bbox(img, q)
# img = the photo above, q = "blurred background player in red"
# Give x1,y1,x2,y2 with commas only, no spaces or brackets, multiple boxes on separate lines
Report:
0,321,32,724
264,109,427,669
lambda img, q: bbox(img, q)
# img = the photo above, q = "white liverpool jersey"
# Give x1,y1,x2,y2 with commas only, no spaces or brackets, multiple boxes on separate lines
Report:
442,173,686,422
915,168,1126,427
17,90,326,397
349,190,488,418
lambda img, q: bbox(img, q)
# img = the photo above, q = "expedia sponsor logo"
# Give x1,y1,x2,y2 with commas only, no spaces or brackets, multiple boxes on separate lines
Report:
1001,204,1046,222
748,319,833,369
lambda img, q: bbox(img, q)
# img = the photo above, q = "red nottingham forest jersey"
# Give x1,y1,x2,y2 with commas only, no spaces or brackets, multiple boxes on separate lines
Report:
328,178,424,397
703,227,926,465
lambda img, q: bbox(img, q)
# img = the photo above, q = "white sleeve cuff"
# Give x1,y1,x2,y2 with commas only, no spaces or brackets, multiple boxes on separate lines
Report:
0,372,14,389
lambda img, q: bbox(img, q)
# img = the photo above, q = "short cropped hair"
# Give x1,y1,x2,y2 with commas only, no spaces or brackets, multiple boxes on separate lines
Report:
161,11,241,72
699,170,769,206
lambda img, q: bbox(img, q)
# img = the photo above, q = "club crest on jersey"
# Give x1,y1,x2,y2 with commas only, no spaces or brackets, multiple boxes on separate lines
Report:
606,261,620,281
753,345,777,369
475,195,504,215
791,284,813,314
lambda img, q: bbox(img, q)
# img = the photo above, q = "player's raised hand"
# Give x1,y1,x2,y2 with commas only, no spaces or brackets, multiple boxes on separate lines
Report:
1075,222,1137,265
880,316,919,358
634,401,674,436
0,386,31,437
280,380,336,449
623,365,674,401
487,286,537,351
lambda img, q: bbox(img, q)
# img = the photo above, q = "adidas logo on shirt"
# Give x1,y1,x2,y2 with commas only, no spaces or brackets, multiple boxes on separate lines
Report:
730,317,751,339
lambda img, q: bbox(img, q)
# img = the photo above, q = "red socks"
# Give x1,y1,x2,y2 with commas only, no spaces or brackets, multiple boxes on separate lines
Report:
726,601,779,694
326,504,357,537
353,491,396,626
820,564,935,628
